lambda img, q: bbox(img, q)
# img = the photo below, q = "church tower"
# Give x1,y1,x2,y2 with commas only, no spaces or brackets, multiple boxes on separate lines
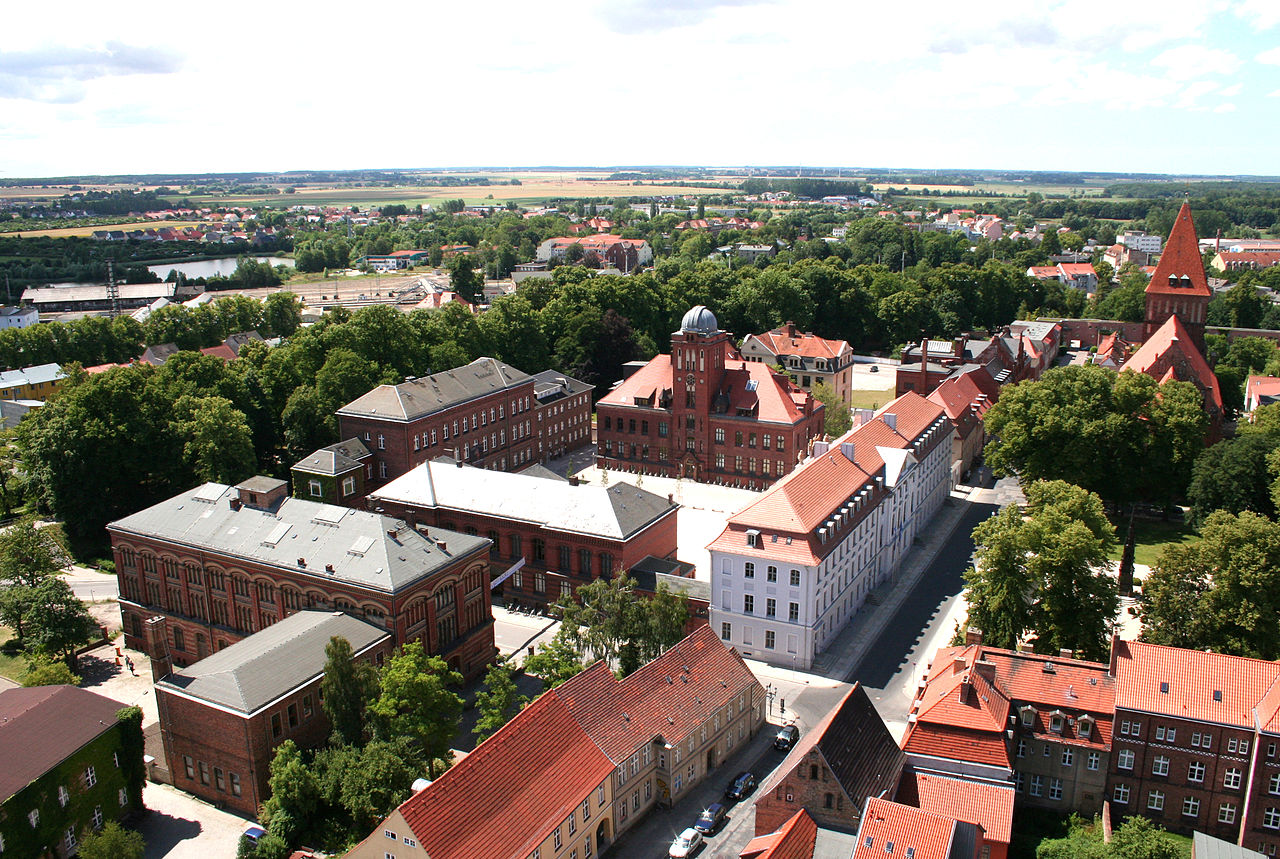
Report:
1143,201,1211,351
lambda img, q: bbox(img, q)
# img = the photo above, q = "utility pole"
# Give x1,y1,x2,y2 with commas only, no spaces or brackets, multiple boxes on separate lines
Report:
106,260,120,319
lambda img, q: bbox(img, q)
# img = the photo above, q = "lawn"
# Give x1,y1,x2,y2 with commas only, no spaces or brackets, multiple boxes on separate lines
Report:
848,386,896,411
1106,517,1199,568
0,626,28,682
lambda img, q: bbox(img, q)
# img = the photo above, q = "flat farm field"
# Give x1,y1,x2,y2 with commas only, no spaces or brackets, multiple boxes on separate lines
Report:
8,220,206,238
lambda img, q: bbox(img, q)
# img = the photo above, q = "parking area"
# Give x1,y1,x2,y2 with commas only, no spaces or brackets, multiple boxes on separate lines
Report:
138,782,251,859
848,361,898,390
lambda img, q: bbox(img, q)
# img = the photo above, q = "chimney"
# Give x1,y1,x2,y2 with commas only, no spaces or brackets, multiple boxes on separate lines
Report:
958,672,972,704
229,497,242,511
965,627,983,646
812,440,830,457
785,321,797,337
144,616,172,682
840,441,855,462
973,660,997,682
953,335,967,358
1059,648,1073,660
568,476,580,486
883,413,897,432
920,338,929,391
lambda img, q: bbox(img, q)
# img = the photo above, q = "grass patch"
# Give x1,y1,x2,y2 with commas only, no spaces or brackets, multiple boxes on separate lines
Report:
1107,517,1199,568
848,386,896,411
0,627,29,682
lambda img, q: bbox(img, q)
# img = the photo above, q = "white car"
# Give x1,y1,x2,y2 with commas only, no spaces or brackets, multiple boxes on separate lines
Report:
669,827,703,858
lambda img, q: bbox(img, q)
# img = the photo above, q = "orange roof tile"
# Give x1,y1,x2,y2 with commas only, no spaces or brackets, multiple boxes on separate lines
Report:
853,798,978,859
395,691,614,859
901,771,1014,845
1121,314,1222,409
748,326,851,362
1145,202,1211,297
739,809,818,859
1113,639,1280,730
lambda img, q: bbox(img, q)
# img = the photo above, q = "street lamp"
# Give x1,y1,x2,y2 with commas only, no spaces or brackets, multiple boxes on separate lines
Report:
764,683,777,715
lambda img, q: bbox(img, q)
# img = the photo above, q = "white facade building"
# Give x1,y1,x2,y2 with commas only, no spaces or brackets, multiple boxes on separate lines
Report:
0,306,38,329
708,392,952,670
1121,230,1163,254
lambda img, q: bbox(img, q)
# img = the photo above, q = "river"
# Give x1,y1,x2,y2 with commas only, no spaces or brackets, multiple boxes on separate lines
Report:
146,256,294,279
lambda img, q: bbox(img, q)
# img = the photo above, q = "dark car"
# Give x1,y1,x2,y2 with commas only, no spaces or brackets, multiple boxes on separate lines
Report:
725,771,756,801
693,802,728,834
773,724,800,751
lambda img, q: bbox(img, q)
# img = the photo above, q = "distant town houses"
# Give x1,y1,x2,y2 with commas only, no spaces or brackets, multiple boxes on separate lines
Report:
674,216,764,233
708,391,951,671
896,321,1061,399
0,305,38,328
346,626,766,859
0,361,66,401
595,306,825,491
1026,262,1100,294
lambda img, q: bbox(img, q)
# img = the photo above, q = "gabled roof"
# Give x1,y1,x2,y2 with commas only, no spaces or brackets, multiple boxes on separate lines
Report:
0,686,125,802
898,771,1014,846
903,652,1012,768
760,684,905,811
853,797,981,859
745,325,852,362
337,357,532,421
1145,201,1211,297
157,610,389,714
370,460,678,541
1121,314,1222,409
553,625,762,760
1113,639,1280,731
394,691,615,859
293,438,372,477
740,809,818,859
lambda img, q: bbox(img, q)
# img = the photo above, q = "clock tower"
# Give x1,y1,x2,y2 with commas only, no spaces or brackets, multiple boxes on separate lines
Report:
671,306,731,479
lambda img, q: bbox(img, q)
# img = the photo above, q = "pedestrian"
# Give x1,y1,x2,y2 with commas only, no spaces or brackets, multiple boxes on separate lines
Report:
125,656,135,676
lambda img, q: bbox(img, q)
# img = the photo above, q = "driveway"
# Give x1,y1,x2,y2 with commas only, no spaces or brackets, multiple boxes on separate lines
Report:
139,782,251,859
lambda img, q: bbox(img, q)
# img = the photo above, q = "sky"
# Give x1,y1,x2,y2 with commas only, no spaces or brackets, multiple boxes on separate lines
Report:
1,0,1278,179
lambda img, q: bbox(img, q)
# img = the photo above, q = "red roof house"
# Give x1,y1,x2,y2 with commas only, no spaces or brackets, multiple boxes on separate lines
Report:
739,809,818,859
852,797,985,859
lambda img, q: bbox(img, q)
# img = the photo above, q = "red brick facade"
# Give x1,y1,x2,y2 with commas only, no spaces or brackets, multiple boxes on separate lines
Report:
112,533,495,682
156,638,394,816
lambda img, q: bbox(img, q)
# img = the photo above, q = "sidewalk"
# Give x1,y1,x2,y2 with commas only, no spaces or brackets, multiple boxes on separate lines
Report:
808,476,1009,680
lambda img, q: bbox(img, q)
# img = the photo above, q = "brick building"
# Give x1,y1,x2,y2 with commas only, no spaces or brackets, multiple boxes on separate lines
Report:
896,771,1014,859
851,798,986,859
348,626,764,859
596,305,825,491
155,610,392,815
740,322,855,406
367,459,680,608
1143,201,1211,351
108,476,495,682
335,358,591,493
1108,639,1280,853
1121,314,1224,437
754,684,905,834
291,438,372,507
926,366,1000,483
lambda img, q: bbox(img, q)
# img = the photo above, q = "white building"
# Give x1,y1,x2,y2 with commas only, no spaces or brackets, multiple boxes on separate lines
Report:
1121,230,1162,254
0,306,38,329
707,392,952,670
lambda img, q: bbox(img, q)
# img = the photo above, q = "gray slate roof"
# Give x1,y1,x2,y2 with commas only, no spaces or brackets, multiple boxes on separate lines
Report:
1192,831,1265,859
294,438,371,477
108,482,489,593
531,369,593,402
0,362,64,387
337,357,531,421
370,461,678,540
157,610,389,714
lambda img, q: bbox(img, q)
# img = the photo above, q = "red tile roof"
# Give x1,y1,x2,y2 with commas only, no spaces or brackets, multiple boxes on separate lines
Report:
199,344,237,362
747,325,851,362
394,691,614,859
1145,202,1211,298
0,686,125,801
740,809,818,859
1113,639,1280,730
1121,314,1222,410
554,625,763,760
901,771,1014,846
1217,251,1280,267
927,368,998,440
853,798,978,859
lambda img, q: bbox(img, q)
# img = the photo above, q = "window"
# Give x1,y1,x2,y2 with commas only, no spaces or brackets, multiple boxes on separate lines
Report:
118,787,128,807
272,713,282,738
28,809,38,828
1087,752,1100,771
377,434,385,450
582,798,591,821
1113,784,1130,804
1220,803,1237,824
554,829,562,850
765,631,776,649
215,768,225,791
288,703,299,728
1021,708,1036,727
1225,768,1243,790
1188,761,1205,783
66,828,77,852
1266,807,1280,830
343,476,356,496
1230,737,1250,754
744,595,754,614
1015,771,1025,793
721,622,732,641
766,598,776,618
1061,748,1073,767
58,784,69,806
1049,778,1063,801
1079,718,1092,738
767,566,778,582
789,569,800,587
199,761,210,785
85,765,97,788
568,813,576,835
1271,773,1280,795
309,479,323,497
1183,796,1200,818
184,755,195,779
1152,755,1169,776
744,562,755,578
1029,774,1043,797
1017,739,1026,758
1117,749,1134,770
788,602,799,622
1148,790,1165,811
230,773,241,796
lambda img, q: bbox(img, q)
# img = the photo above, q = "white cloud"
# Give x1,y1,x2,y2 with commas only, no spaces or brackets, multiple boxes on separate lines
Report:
1150,44,1242,80
1214,103,1238,113
1237,0,1280,29
1258,46,1280,65
1269,89,1280,98
1176,80,1220,108
1219,82,1243,96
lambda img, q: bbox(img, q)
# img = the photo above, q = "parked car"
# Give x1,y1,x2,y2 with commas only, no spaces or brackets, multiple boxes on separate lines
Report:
241,825,266,845
669,827,703,857
773,724,800,751
869,364,880,373
693,802,728,834
725,770,757,801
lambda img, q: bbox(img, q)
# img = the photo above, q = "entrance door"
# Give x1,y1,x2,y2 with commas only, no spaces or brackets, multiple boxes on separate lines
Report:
706,746,716,773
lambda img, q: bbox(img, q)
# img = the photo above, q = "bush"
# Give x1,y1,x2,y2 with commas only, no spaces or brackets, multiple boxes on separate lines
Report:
20,658,80,687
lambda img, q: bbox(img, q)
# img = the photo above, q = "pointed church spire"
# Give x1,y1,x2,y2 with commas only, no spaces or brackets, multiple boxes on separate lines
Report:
1146,201,1210,298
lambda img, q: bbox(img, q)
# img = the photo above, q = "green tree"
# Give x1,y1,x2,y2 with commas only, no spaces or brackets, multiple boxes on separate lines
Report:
964,481,1117,660
173,395,257,484
473,661,529,742
811,381,850,437
20,657,80,686
1187,431,1278,525
522,626,586,689
24,576,95,666
259,740,319,846
447,254,481,302
320,635,379,747
1141,510,1280,659
368,642,464,774
0,519,67,638
261,292,302,337
555,571,689,676
78,822,145,859
339,738,423,831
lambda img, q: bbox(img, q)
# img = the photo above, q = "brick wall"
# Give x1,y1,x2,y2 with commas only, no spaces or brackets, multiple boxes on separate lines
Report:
754,748,860,834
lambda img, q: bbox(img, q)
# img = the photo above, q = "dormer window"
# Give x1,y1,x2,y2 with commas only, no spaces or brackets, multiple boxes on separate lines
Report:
1079,717,1093,738
1050,712,1065,734
746,529,760,548
1020,706,1037,727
